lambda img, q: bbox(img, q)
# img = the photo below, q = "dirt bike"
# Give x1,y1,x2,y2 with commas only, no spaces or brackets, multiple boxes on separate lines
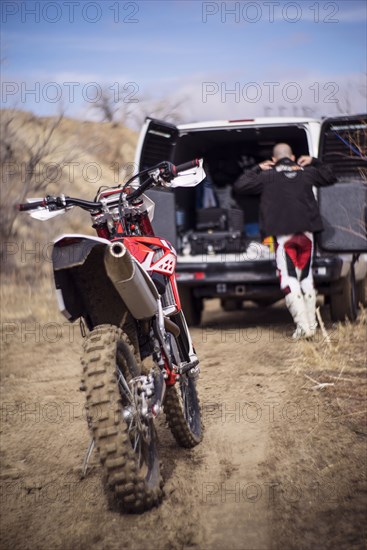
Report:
18,159,205,512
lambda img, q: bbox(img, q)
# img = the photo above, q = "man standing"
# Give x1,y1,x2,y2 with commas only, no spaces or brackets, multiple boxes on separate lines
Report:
234,143,336,339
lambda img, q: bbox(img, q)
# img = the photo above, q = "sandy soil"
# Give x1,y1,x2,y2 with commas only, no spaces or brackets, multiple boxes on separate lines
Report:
1,297,366,550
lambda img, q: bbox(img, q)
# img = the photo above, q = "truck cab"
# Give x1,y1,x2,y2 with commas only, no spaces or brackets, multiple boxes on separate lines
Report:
135,115,367,325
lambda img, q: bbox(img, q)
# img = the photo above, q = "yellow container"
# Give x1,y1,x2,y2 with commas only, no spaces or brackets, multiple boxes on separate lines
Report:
262,236,275,253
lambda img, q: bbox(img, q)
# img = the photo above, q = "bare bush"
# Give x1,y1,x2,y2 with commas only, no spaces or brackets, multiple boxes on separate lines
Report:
129,95,188,127
91,86,136,126
0,110,76,246
92,88,188,128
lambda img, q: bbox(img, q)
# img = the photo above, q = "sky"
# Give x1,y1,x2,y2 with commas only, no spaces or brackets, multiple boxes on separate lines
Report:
1,0,366,125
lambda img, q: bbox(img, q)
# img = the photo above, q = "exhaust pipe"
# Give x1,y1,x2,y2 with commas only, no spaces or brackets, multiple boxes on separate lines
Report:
104,242,158,320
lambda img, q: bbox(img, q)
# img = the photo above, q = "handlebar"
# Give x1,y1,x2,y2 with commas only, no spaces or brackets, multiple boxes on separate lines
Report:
123,158,201,203
175,159,200,173
126,177,152,202
17,196,102,212
18,200,46,211
18,159,201,212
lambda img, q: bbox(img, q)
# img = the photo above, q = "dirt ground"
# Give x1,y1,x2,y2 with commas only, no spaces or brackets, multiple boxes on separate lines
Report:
1,290,366,550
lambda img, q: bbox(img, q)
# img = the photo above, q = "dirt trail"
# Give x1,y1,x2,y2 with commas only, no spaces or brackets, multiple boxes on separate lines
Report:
1,300,366,550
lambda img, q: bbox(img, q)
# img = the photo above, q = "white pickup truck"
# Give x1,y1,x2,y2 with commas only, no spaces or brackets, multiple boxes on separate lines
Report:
135,114,367,325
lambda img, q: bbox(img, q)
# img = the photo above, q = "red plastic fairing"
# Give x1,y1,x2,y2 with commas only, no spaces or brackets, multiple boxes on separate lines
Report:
122,236,181,313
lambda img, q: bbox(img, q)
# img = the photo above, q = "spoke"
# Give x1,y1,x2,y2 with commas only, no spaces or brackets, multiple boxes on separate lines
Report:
116,370,151,471
117,370,131,395
138,441,142,467
126,411,143,458
133,433,141,452
117,370,133,401
128,416,136,432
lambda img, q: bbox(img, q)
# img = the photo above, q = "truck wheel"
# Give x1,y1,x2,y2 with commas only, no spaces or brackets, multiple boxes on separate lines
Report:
178,286,202,326
252,297,279,307
329,269,357,322
355,276,367,308
221,298,242,311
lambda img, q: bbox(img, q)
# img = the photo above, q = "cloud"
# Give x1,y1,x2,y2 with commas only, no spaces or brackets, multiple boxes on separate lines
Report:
163,72,367,123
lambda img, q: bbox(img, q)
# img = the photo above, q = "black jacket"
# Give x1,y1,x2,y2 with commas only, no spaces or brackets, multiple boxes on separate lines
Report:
233,157,336,237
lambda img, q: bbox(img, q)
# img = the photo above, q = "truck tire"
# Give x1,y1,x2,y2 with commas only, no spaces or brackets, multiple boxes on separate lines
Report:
178,286,202,326
220,298,242,311
252,297,279,307
355,276,367,308
329,270,357,322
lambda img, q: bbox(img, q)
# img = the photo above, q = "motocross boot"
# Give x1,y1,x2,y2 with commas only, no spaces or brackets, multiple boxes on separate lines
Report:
285,292,312,339
303,289,318,337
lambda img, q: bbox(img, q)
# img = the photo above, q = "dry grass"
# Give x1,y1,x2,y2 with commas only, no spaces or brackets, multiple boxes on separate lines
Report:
287,310,367,434
1,270,61,323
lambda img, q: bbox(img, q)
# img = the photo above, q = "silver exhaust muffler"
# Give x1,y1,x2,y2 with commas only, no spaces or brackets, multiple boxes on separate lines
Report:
104,242,158,320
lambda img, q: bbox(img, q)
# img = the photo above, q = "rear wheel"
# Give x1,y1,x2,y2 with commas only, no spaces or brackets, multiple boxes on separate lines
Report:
329,269,357,322
82,324,163,513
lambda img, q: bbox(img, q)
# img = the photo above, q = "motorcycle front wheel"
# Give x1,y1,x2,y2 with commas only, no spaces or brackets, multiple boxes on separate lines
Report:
164,374,203,448
82,324,163,513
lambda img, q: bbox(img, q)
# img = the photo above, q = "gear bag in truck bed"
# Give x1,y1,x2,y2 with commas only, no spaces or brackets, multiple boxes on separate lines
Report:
195,207,244,232
189,208,246,255
189,230,246,255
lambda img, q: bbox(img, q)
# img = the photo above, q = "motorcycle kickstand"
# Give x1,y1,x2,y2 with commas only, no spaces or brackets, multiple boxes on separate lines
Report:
80,438,95,479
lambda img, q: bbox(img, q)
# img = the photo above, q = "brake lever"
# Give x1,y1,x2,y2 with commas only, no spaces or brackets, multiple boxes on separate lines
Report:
149,162,176,187
158,161,176,183
149,168,162,184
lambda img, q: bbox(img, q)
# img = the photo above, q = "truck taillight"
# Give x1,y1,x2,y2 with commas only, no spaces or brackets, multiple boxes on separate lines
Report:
176,272,205,281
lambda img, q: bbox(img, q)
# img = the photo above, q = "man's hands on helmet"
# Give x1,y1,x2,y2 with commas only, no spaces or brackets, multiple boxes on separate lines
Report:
258,160,275,171
256,155,314,171
297,155,313,167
